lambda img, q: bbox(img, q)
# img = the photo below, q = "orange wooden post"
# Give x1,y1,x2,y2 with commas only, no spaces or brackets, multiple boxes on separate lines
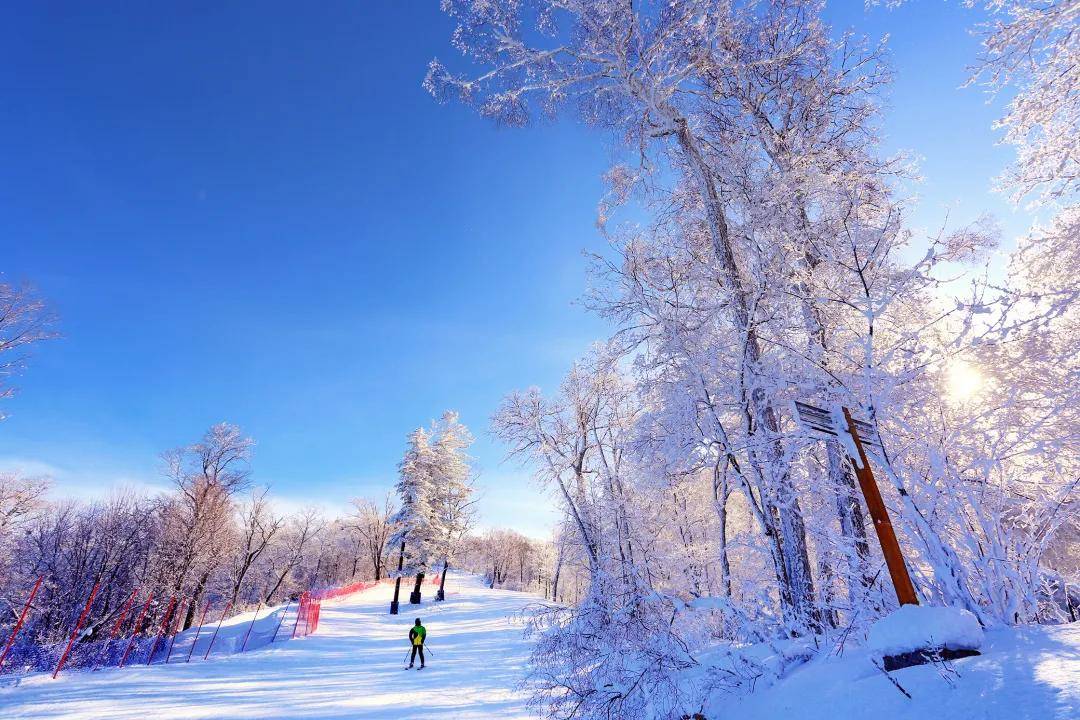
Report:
843,407,919,606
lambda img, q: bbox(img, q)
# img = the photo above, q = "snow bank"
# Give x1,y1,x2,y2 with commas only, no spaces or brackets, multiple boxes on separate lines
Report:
867,605,983,656
703,623,1078,720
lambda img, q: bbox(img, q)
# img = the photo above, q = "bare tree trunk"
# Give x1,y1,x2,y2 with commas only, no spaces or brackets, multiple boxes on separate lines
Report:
672,491,704,598
184,569,210,630
712,461,733,598
676,118,818,632
265,569,289,605
390,541,405,615
437,559,448,601
410,572,425,605
551,553,563,602
827,440,875,607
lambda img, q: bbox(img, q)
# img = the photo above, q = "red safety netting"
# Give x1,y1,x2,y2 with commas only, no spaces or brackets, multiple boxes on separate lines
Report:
0,572,444,679
314,573,441,602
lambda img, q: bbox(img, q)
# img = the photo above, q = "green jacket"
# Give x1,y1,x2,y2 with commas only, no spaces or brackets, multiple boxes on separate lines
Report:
409,625,426,646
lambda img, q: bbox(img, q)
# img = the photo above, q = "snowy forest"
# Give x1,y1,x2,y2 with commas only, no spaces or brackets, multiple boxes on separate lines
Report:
0,417,403,670
424,0,1076,717
0,0,1076,718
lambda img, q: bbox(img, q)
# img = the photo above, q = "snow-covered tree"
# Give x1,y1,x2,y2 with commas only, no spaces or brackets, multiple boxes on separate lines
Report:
350,495,396,581
387,427,440,609
0,426,400,671
435,0,1079,716
429,411,476,600
157,423,253,628
227,489,283,606
0,281,56,417
967,0,1079,206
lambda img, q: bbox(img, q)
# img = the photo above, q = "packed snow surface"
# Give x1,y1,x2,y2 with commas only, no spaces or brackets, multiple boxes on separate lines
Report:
2,575,1077,720
867,605,984,655
0,572,540,719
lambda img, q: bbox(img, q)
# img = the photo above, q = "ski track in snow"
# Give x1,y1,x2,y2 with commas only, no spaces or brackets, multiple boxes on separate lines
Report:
0,573,542,719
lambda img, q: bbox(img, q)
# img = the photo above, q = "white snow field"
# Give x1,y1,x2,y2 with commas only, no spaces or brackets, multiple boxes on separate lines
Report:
2,575,1077,720
0,573,541,720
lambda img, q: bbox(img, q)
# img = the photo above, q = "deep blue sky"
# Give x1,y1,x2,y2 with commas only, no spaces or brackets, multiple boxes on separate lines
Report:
0,2,1028,536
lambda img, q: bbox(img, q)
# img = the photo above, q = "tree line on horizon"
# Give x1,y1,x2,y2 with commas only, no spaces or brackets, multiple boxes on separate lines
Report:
0,280,570,665
0,283,568,670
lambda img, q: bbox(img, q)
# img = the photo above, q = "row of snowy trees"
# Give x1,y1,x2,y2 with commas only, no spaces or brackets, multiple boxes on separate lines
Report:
0,425,400,665
387,411,477,607
429,1,1078,717
452,526,593,606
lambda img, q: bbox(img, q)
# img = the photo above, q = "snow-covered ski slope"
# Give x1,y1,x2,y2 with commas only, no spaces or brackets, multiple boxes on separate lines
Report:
0,573,541,719
3,573,1076,720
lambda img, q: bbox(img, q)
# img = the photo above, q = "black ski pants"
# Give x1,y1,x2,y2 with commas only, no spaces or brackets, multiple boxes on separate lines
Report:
410,644,425,666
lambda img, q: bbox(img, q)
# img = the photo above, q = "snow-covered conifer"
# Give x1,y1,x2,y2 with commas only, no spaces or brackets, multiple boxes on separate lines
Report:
387,427,439,578
429,411,476,598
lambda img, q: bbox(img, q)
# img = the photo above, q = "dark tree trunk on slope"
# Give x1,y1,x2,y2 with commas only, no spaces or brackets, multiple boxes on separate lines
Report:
389,541,405,615
436,559,448,601
184,569,210,630
409,572,425,605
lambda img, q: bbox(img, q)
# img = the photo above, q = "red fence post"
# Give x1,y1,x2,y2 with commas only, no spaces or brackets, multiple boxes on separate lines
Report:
119,592,154,668
145,595,176,666
0,576,43,670
271,601,292,643
109,588,140,639
240,603,262,652
165,598,188,664
203,602,232,660
185,601,211,663
291,593,308,639
53,581,101,679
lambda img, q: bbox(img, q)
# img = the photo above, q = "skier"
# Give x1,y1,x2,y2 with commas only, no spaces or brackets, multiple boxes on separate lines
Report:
407,618,427,669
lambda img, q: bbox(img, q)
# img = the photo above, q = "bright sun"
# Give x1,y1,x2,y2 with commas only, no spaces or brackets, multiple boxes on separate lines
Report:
946,359,983,402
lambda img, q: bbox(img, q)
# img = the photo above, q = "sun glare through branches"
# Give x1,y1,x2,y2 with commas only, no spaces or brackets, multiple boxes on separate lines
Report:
946,359,984,403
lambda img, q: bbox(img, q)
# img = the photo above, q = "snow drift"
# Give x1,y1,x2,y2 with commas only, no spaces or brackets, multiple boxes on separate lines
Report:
867,605,984,656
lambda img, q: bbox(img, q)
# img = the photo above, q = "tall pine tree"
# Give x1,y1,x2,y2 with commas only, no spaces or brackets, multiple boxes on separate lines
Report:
387,427,438,611
430,411,475,600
